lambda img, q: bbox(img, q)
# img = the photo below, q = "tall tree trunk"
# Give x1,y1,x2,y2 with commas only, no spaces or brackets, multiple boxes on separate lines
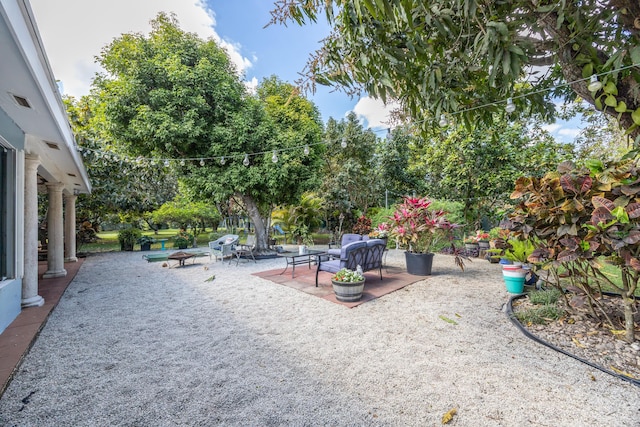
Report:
240,193,271,253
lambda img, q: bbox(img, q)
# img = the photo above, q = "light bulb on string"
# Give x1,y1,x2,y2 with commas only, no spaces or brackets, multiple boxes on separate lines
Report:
199,159,205,166
243,154,250,166
303,145,310,155
164,160,170,167
439,114,448,127
505,97,516,113
272,150,279,163
386,128,392,140
150,160,156,166
180,159,185,166
220,156,225,165
341,137,347,148
588,74,603,92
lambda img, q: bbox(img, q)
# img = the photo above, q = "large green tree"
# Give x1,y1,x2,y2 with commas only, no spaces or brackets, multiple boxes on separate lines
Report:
415,118,575,228
321,112,380,231
93,15,323,251
64,96,177,229
270,0,640,139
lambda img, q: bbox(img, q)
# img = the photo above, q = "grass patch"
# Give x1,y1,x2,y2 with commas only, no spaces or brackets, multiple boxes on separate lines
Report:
514,304,564,325
528,288,562,305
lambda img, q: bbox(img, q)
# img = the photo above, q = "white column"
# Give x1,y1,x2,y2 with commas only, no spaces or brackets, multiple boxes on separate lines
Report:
22,154,44,307
43,182,67,278
64,193,78,262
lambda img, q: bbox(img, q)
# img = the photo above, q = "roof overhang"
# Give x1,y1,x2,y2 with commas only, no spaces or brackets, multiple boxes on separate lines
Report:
0,0,91,194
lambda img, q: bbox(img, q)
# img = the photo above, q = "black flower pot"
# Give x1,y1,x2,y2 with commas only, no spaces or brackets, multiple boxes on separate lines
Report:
404,252,434,276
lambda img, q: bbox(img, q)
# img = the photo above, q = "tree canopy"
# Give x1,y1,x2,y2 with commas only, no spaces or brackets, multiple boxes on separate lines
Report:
270,0,640,138
92,13,324,250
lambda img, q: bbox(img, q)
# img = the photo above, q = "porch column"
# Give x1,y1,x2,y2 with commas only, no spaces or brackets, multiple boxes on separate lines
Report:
22,154,44,307
64,193,78,262
43,182,67,278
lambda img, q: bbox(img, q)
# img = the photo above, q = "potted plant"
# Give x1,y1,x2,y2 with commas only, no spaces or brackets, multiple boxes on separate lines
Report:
501,238,536,293
331,267,365,302
389,195,464,275
137,235,155,251
173,230,194,249
118,228,142,251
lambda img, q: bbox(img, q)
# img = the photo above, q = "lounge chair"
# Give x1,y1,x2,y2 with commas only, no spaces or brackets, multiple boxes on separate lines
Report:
232,234,256,265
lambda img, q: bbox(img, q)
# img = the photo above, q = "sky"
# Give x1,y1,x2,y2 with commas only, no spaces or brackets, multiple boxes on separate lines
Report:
29,0,579,141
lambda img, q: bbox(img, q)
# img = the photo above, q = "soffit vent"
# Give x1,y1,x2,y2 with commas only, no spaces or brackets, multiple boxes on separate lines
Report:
11,94,31,108
44,141,60,150
67,173,77,177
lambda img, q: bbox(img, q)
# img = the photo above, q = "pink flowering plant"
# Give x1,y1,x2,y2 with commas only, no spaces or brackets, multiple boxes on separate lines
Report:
464,230,490,244
389,196,460,254
368,222,390,239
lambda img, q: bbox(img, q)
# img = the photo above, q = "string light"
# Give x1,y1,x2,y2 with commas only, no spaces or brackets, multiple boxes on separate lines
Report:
272,150,279,163
505,97,516,113
75,62,640,165
164,160,170,167
386,128,393,140
587,74,603,92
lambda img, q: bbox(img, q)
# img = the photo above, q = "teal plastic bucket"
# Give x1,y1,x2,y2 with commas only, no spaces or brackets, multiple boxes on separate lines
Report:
504,275,525,293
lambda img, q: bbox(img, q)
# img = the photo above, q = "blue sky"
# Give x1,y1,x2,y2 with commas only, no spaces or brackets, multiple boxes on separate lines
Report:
29,0,580,141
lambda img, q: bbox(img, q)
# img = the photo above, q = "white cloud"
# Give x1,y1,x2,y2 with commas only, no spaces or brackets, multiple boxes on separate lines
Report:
558,128,581,138
541,123,561,133
352,96,399,129
244,77,258,94
29,0,252,98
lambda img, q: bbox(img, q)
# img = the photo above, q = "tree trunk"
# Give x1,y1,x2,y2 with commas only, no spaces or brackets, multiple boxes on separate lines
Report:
240,193,272,254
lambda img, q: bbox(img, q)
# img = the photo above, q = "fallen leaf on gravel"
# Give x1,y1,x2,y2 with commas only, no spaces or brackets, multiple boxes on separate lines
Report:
610,329,626,336
439,315,458,325
610,366,637,378
442,407,457,424
572,337,586,348
205,275,216,282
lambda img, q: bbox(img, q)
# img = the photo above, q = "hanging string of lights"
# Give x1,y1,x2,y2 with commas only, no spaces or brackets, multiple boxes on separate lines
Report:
76,62,639,165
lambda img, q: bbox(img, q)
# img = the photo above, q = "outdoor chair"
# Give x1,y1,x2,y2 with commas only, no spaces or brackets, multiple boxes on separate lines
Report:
231,234,256,265
316,239,386,286
209,234,239,261
327,233,366,258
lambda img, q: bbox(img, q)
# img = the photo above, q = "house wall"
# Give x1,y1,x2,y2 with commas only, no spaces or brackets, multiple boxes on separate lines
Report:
0,108,25,332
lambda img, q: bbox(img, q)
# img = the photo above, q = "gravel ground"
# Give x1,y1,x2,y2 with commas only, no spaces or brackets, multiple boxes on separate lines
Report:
0,249,639,426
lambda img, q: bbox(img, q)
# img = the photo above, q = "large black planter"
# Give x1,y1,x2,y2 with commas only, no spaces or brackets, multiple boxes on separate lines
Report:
404,252,434,276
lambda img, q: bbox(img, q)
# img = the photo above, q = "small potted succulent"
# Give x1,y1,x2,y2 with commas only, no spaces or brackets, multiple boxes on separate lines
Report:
331,267,365,302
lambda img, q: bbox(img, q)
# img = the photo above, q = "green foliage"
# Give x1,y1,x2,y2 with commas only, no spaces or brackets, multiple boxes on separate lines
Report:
92,15,324,251
503,239,536,263
320,113,381,229
514,305,564,325
173,230,194,249
270,1,640,139
507,158,640,342
415,119,573,229
136,235,155,245
528,288,562,306
117,228,142,250
64,96,177,226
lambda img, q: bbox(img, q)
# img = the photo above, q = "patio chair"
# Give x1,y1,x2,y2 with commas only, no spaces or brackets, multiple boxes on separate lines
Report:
208,234,239,261
316,239,386,286
232,234,256,265
327,233,364,258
